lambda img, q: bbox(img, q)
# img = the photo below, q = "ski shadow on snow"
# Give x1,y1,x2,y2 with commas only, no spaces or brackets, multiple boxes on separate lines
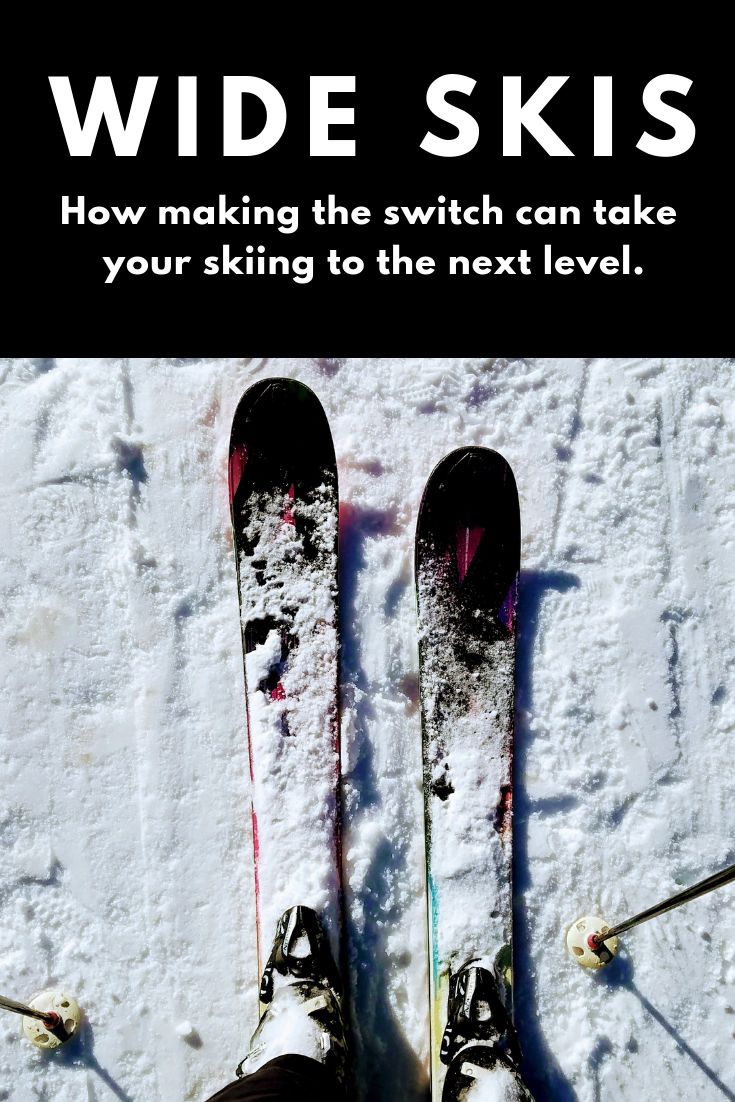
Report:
597,954,735,1101
513,567,582,1102
50,1018,136,1101
339,503,387,813
339,503,428,1102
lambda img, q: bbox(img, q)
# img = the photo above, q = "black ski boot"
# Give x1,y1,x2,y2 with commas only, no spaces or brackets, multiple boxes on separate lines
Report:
440,959,534,1101
235,907,347,1087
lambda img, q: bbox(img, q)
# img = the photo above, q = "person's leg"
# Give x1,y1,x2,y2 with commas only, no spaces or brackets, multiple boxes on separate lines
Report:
204,1053,344,1102
203,907,348,1102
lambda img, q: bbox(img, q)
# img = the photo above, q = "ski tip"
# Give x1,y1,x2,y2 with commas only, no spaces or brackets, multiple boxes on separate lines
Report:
228,378,336,503
421,445,518,493
230,378,329,445
415,446,520,602
417,446,519,533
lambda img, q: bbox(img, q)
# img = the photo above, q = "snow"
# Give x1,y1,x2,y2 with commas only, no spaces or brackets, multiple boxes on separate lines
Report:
0,356,733,1102
461,1062,528,1101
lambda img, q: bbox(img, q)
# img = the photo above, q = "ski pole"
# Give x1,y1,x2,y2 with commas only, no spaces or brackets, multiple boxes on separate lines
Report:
567,859,735,969
0,993,60,1028
0,989,82,1048
591,861,735,946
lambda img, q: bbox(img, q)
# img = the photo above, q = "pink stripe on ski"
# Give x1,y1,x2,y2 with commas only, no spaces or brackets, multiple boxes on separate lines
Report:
228,444,248,502
283,483,296,526
499,583,516,632
252,806,262,973
456,524,485,582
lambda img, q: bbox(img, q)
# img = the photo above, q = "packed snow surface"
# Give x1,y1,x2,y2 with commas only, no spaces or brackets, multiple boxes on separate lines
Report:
0,357,733,1102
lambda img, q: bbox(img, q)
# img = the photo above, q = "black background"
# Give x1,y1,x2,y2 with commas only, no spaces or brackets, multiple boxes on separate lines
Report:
4,20,730,354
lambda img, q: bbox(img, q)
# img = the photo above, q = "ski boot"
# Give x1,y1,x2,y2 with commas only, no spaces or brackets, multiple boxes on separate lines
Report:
235,906,347,1087
440,958,534,1101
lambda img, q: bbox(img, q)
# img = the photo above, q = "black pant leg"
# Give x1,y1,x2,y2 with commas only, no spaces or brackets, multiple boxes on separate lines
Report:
203,1054,345,1102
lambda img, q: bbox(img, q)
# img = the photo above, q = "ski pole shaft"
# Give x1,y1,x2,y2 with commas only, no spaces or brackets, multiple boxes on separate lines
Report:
594,860,735,945
0,994,60,1028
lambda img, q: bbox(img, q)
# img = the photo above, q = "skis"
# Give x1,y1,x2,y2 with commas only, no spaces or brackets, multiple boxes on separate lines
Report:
228,399,525,1097
416,447,525,1101
228,379,344,990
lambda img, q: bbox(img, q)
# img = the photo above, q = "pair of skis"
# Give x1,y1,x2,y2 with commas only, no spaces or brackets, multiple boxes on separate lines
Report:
228,379,526,1101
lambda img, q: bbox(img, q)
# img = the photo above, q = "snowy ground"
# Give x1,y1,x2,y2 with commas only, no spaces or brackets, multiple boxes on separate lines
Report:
0,357,733,1102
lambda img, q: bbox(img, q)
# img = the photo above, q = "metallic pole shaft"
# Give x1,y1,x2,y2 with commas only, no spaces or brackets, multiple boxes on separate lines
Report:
595,860,735,945
0,994,59,1027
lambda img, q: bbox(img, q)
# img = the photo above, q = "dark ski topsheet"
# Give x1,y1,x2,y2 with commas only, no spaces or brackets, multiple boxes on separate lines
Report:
229,379,343,981
416,447,520,1100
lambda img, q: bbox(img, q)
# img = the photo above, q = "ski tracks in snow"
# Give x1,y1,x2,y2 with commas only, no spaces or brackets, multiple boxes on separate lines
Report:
0,358,253,1100
0,358,166,1099
516,357,735,1102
